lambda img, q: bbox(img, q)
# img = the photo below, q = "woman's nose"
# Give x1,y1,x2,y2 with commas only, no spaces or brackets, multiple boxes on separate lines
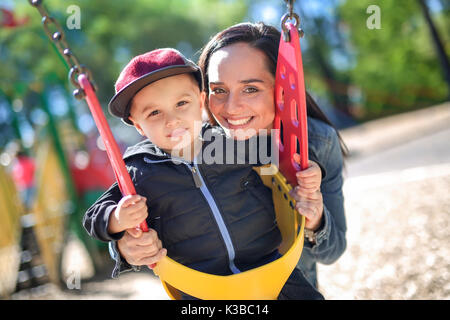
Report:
224,92,245,115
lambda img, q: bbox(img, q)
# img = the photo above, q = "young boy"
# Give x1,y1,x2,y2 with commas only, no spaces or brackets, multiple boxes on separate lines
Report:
83,48,323,299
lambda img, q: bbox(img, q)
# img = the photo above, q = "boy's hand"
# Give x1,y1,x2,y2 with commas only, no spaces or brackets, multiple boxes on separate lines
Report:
108,195,148,234
293,155,322,193
118,227,167,267
289,156,324,231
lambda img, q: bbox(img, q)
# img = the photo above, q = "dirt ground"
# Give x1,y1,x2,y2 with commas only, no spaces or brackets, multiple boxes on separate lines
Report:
317,163,450,300
7,163,450,300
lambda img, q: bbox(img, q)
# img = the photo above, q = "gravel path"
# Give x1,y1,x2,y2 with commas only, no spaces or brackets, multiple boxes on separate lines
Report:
318,163,450,300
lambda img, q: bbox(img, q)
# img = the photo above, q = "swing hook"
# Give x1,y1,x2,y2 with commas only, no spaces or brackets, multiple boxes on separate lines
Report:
281,0,304,42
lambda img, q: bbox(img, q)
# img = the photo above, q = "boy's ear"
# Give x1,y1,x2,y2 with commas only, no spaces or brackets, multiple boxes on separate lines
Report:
199,91,207,110
128,117,145,136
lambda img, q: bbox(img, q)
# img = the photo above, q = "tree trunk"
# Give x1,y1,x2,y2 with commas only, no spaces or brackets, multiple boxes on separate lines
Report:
417,0,450,98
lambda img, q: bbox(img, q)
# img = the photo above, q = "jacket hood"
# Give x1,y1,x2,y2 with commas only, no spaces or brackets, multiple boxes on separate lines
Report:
122,123,221,161
123,139,167,161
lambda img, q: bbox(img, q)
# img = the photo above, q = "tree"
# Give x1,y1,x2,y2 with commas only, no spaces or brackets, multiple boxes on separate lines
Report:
417,0,450,97
0,0,249,148
337,0,449,120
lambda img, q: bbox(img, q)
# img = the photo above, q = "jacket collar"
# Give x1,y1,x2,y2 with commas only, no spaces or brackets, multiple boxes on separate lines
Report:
123,122,221,161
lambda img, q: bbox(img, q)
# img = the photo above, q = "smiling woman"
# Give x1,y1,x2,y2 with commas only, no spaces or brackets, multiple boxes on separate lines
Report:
207,42,275,140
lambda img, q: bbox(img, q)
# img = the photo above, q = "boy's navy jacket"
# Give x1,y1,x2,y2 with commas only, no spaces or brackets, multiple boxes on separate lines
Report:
83,124,283,276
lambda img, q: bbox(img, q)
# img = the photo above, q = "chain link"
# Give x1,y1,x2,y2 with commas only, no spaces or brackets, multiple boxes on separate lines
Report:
284,0,295,18
29,0,96,99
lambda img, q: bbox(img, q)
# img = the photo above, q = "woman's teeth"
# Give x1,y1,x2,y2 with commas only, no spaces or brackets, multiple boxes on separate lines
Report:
227,117,252,126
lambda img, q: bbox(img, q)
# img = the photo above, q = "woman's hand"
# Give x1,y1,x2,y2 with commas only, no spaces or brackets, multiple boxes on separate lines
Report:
289,157,324,231
117,227,167,268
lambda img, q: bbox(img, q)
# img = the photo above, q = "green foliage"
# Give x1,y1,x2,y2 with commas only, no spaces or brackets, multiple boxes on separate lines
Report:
338,0,449,120
1,0,248,104
1,0,448,136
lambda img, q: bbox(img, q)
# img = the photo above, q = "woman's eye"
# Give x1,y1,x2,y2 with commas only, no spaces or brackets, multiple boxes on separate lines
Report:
211,88,226,94
244,87,258,93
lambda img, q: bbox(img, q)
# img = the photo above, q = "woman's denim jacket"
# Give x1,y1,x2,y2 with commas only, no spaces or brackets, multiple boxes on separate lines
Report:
297,116,347,288
107,116,347,288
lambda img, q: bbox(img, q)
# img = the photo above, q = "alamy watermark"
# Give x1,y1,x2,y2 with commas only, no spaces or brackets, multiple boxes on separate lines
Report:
64,5,381,33
366,5,381,30
65,268,81,290
66,5,81,30
166,122,281,176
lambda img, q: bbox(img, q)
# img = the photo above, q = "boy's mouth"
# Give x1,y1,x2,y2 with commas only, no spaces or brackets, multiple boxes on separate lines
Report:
168,128,188,138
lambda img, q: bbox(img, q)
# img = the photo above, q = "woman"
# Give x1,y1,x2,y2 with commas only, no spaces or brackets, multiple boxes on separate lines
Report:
110,22,346,292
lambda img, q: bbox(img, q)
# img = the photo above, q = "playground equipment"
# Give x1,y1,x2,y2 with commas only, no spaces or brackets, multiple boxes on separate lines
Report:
31,139,70,284
29,0,309,299
0,83,114,296
0,164,22,298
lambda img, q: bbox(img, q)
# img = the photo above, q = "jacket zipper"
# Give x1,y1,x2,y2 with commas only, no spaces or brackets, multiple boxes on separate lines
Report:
192,158,241,274
143,156,241,274
189,166,203,188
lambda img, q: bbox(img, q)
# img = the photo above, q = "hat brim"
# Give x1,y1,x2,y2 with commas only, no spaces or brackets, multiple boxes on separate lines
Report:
108,64,203,125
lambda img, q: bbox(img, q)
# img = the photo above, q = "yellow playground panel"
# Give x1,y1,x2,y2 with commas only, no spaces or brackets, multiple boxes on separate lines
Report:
31,140,70,284
154,165,305,300
0,164,23,298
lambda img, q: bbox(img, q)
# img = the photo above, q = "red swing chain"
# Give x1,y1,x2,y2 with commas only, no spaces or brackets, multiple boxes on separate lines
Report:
28,0,149,233
274,0,309,187
77,75,149,233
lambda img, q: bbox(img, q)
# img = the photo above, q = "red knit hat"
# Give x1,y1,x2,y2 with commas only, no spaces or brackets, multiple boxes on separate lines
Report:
108,48,203,125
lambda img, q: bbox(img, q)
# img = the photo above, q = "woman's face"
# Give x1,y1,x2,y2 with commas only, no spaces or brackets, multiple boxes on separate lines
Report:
207,42,275,140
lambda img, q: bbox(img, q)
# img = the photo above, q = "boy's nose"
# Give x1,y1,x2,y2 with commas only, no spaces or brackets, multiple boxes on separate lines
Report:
165,113,181,127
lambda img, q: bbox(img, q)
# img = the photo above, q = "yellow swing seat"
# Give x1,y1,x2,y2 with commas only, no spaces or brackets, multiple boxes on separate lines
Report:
153,165,305,300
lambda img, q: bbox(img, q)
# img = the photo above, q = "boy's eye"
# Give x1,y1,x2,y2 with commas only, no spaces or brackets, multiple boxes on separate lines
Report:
177,100,188,107
148,110,160,117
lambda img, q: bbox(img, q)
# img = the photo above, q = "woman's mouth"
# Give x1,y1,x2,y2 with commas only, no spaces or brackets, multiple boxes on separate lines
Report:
225,116,254,128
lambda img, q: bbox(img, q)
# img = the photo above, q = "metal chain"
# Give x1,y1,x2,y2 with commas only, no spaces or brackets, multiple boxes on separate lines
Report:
284,0,295,17
281,0,304,41
28,0,95,99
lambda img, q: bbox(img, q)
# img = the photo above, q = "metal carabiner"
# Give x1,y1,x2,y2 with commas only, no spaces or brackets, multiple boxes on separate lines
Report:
281,0,304,42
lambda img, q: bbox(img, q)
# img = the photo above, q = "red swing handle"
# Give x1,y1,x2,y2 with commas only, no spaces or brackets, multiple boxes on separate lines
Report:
274,22,309,187
78,74,149,233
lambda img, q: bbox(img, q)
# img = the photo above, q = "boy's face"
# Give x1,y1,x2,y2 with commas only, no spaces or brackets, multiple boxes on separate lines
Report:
128,73,205,154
